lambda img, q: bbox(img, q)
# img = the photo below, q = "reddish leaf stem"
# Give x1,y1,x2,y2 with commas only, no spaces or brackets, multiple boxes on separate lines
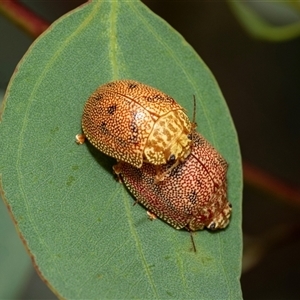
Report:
243,161,300,207
0,0,50,38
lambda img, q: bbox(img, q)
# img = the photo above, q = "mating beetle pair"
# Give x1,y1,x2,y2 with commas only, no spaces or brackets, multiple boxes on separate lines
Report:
77,80,231,242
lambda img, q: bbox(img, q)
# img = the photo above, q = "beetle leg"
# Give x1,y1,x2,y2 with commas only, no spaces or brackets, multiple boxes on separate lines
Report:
147,211,157,221
154,159,180,182
75,133,86,145
112,162,123,183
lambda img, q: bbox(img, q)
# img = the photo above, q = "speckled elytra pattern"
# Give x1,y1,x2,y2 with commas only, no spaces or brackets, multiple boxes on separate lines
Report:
114,132,231,231
82,80,193,168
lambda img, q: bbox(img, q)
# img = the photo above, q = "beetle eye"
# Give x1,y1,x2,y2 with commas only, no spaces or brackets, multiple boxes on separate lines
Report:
208,222,216,230
168,154,176,162
187,134,192,140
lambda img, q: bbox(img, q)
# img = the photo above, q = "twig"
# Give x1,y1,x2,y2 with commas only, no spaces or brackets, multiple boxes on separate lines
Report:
0,0,50,38
243,161,300,207
243,223,300,273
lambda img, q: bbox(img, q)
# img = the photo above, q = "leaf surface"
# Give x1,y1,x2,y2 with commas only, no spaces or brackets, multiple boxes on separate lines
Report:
0,91,33,299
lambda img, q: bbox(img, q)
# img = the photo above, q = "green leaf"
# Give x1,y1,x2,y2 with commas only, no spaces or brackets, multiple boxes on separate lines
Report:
0,0,242,298
0,91,33,299
228,1,300,42
0,196,33,299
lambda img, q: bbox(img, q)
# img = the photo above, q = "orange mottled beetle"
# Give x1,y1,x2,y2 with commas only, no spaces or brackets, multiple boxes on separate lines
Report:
113,132,231,237
80,80,194,174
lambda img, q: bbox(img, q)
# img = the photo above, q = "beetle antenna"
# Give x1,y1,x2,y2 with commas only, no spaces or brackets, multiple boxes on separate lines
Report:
191,233,196,252
192,95,197,131
188,230,197,252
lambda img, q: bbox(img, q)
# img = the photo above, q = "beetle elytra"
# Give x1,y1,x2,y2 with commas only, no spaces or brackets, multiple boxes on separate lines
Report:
113,132,231,233
81,80,194,174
